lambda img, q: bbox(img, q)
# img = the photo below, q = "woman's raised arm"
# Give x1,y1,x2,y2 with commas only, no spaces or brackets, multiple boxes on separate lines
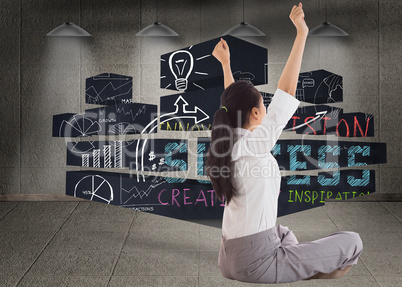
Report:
277,3,309,97
212,38,235,89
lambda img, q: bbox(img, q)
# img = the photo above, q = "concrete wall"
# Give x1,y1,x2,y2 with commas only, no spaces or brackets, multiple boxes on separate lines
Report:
0,0,400,196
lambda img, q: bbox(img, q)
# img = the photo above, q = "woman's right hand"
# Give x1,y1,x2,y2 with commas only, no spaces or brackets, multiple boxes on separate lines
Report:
212,38,230,66
290,3,309,36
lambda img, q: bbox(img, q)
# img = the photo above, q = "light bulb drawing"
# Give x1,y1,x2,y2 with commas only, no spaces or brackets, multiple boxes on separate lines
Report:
169,50,194,91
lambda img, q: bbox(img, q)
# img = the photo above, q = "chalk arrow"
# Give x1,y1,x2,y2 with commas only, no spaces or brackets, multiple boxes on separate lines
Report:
284,110,328,131
173,95,209,124
135,95,210,182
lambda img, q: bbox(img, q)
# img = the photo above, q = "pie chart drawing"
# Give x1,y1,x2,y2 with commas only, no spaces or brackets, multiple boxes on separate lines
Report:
60,114,102,137
74,175,114,204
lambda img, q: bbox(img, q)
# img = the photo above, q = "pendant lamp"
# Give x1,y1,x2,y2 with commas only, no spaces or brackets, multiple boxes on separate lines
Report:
223,0,265,37
47,22,91,37
136,0,178,37
309,0,348,36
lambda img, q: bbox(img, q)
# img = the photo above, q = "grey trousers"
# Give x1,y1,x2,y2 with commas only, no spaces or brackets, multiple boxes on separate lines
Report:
218,224,363,284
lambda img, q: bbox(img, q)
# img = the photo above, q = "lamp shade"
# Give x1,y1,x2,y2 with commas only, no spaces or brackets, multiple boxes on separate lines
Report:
136,22,179,36
47,22,91,37
223,22,265,37
308,22,348,36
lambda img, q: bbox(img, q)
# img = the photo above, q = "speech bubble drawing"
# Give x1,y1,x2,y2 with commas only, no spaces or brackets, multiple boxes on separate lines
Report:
303,78,315,88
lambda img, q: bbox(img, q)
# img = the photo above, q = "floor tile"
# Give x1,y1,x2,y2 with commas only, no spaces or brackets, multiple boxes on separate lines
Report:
199,227,221,251
108,276,159,287
330,213,401,233
18,276,110,287
108,275,199,287
158,276,199,287
133,210,199,232
0,202,18,219
322,202,390,216
199,276,288,286
123,228,199,251
288,275,380,286
0,201,401,284
27,249,119,276
374,275,402,287
199,251,219,277
61,202,135,233
361,250,402,275
113,250,198,276
46,230,128,251
0,248,41,276
0,230,55,251
380,202,402,222
0,276,20,287
0,202,78,231
356,230,402,250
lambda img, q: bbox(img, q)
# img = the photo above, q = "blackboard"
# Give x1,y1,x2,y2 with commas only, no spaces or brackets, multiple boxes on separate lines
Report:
296,69,343,104
53,102,158,137
85,73,133,105
197,137,387,175
66,169,376,220
159,86,223,131
66,170,223,220
160,35,268,92
282,105,374,137
66,139,188,172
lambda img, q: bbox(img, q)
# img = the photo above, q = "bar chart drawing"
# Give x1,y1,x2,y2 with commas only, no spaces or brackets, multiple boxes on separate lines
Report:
93,149,100,168
82,154,89,167
104,145,111,168
114,141,122,168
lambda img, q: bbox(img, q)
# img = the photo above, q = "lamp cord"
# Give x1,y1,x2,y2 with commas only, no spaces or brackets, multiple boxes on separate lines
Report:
243,0,245,22
156,0,158,22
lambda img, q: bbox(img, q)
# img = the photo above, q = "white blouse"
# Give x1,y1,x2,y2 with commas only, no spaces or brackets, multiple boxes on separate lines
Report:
222,88,301,240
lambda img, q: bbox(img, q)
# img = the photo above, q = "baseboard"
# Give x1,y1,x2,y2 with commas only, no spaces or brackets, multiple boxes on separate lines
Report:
0,194,87,201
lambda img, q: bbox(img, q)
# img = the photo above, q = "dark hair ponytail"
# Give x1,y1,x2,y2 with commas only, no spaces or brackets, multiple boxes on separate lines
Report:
206,81,262,205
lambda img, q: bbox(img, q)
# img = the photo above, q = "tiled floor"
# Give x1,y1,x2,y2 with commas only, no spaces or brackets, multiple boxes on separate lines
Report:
0,201,401,287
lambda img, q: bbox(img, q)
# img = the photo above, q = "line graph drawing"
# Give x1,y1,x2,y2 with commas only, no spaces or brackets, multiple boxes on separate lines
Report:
54,102,157,138
121,176,167,205
112,104,148,123
86,73,133,105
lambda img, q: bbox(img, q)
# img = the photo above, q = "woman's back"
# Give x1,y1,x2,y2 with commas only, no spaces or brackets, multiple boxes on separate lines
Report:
222,89,300,240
